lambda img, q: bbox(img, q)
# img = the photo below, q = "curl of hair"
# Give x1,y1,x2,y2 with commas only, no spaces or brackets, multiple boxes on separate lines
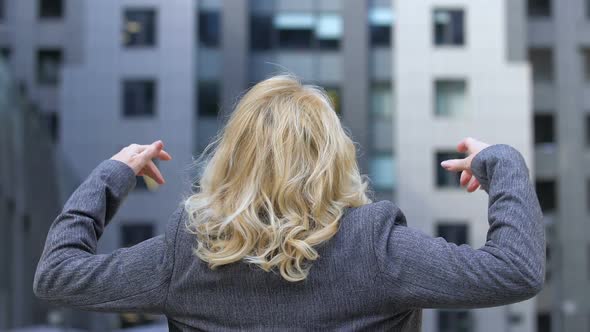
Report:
183,74,372,282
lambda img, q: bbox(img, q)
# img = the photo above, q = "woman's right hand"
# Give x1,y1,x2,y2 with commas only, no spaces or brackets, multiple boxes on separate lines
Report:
440,137,490,193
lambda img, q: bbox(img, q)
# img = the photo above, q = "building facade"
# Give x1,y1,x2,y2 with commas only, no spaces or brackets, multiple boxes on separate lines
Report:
4,0,583,331
527,1,590,331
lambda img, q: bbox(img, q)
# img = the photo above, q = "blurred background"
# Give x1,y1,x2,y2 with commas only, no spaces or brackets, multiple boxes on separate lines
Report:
0,0,586,331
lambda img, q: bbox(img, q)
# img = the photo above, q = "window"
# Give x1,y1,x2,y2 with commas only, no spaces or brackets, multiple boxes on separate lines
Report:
534,113,555,144
39,0,63,19
370,154,395,191
123,9,156,47
250,15,273,50
437,223,468,245
37,49,62,85
316,14,342,50
438,310,473,332
528,0,551,18
41,112,59,143
197,81,220,117
433,9,464,46
199,11,221,47
122,80,156,117
435,79,467,117
0,0,5,20
587,115,590,147
369,7,393,47
537,313,551,332
275,13,315,49
121,224,154,247
255,12,343,51
0,48,10,62
325,86,341,114
436,152,463,188
536,179,556,212
371,82,393,118
529,48,554,82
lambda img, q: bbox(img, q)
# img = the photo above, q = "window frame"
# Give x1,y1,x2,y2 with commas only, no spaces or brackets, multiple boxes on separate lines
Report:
36,48,63,86
122,7,157,48
121,78,157,118
435,151,464,189
533,112,555,145
433,78,468,117
432,8,466,47
535,179,557,213
38,0,64,19
529,48,554,82
369,152,396,192
436,222,469,245
528,0,552,18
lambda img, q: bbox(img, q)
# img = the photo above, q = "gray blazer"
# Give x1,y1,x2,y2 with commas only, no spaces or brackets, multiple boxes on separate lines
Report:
34,144,545,331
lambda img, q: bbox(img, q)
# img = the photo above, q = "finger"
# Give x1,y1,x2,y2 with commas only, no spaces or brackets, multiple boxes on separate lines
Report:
440,158,468,172
457,137,475,154
139,140,164,163
466,177,480,192
142,159,165,184
460,170,472,187
158,149,172,160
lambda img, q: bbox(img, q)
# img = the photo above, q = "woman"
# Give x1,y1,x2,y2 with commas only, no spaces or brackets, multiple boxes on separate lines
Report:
34,75,545,331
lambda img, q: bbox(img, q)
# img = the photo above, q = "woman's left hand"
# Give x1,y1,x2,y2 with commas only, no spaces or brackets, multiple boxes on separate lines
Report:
110,140,172,185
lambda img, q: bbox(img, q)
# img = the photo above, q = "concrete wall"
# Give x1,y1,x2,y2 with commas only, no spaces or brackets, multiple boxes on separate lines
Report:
394,1,533,331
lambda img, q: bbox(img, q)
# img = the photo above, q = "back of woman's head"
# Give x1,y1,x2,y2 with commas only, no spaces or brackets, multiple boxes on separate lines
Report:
184,74,372,282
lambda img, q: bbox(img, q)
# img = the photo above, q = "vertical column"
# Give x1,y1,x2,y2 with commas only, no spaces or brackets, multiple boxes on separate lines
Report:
554,1,587,331
221,0,248,119
342,0,369,173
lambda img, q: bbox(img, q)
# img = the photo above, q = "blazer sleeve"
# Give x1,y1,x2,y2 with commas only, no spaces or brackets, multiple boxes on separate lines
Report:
373,144,546,309
33,159,183,313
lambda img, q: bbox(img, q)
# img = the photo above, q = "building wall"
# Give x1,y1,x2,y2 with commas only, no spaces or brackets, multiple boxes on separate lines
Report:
394,1,533,331
528,0,590,331
60,0,195,329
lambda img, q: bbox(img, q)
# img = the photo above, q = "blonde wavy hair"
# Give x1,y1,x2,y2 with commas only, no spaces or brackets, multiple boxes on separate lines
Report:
183,74,372,282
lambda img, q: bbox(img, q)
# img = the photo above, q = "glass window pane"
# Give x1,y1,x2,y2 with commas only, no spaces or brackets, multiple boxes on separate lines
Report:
39,0,63,18
316,14,342,50
436,152,463,188
199,11,221,47
434,9,464,46
123,9,156,47
371,83,393,118
534,113,555,144
435,80,467,117
198,81,220,117
370,155,395,190
437,223,468,245
250,15,273,50
274,13,314,49
529,48,554,82
528,0,551,18
121,224,154,247
535,179,557,212
37,49,62,85
122,80,156,117
369,7,393,46
438,310,473,332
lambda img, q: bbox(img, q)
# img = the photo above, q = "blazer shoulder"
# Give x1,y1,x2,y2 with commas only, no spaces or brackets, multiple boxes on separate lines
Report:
349,200,407,227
